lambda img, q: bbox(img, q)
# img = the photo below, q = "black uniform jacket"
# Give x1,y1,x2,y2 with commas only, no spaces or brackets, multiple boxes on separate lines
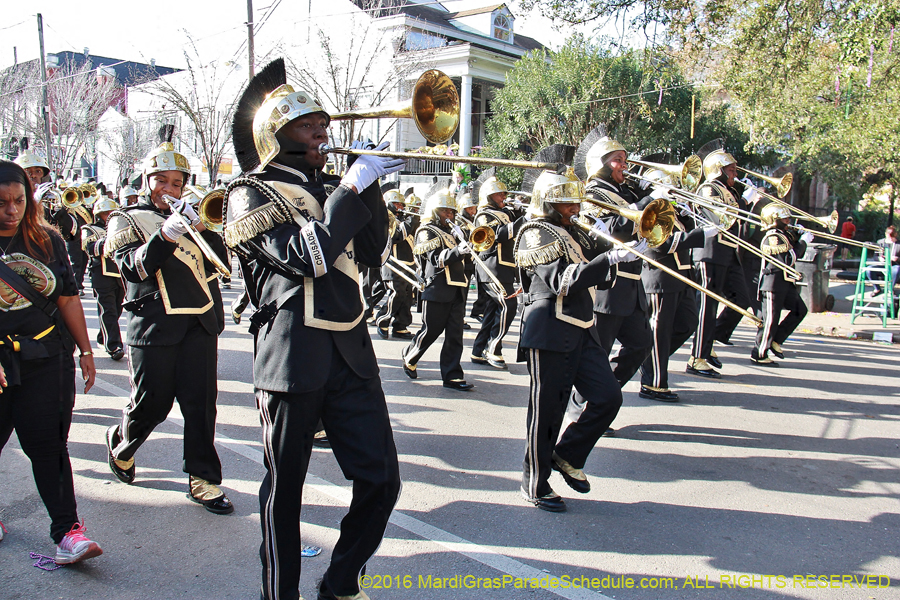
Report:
381,210,416,281
515,219,614,359
758,227,805,295
413,221,469,303
693,179,748,265
223,163,390,394
641,213,706,294
473,205,521,284
82,219,121,278
44,206,78,242
106,198,226,347
586,177,648,316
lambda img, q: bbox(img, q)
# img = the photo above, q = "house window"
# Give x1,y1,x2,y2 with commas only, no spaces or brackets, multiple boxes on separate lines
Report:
493,13,511,42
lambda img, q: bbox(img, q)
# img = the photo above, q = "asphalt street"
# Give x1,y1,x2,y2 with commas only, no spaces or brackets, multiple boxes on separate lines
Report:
1,269,898,600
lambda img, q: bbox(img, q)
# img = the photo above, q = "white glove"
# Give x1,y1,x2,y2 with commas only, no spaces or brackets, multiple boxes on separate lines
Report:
638,178,651,190
590,217,611,237
801,232,815,244
649,187,670,201
742,187,760,203
341,141,405,191
457,241,472,255
164,195,200,225
608,239,648,264
161,212,189,241
703,226,719,239
35,182,54,200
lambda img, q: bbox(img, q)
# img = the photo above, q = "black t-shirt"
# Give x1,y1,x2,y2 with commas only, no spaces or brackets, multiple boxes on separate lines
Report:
0,230,77,342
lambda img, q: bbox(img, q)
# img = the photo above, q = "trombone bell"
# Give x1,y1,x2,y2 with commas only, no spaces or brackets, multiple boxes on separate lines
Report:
198,189,225,233
583,196,675,248
330,70,460,145
737,167,793,198
470,225,496,252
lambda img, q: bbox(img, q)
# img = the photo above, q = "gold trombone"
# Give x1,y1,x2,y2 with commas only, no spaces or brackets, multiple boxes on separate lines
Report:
736,167,792,198
628,155,704,193
79,183,98,207
161,194,231,277
197,189,225,233
384,257,425,292
572,213,762,327
445,218,507,295
582,195,676,248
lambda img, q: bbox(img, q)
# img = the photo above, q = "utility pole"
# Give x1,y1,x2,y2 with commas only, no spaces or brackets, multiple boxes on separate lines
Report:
37,14,54,174
246,0,255,79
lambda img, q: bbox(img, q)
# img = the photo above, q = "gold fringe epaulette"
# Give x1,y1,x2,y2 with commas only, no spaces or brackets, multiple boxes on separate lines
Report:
414,236,442,255
224,203,290,248
103,227,139,255
762,241,789,255
515,242,566,268
761,231,790,255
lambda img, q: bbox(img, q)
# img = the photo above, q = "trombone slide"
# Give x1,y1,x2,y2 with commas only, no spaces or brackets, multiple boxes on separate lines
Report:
572,215,763,327
319,144,566,172
445,219,506,295
161,195,232,277
385,257,425,292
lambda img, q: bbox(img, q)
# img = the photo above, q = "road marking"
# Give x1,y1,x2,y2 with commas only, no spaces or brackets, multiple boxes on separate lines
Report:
91,376,611,600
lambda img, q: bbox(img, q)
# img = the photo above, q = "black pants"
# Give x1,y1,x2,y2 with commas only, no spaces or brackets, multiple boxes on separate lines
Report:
471,280,516,359
594,307,653,387
66,240,87,292
692,261,749,360
257,347,400,600
715,252,760,344
375,278,413,332
756,287,808,356
362,268,386,317
523,332,622,499
0,352,78,543
641,289,698,389
91,272,124,354
403,294,465,382
232,288,252,316
470,282,489,319
110,321,222,483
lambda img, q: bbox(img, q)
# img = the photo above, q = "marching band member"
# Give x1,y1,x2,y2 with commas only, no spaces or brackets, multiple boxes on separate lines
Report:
575,132,652,387
752,204,810,365
455,189,477,329
224,59,402,600
104,127,233,516
15,141,78,242
515,169,642,512
688,148,751,377
81,196,125,360
374,189,416,340
401,188,475,390
470,173,522,370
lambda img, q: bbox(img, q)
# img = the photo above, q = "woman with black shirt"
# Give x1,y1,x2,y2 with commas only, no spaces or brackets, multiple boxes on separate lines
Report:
0,160,101,564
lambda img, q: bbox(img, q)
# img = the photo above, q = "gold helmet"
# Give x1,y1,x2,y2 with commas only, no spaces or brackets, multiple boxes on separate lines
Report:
702,149,737,181
14,138,50,176
140,125,191,195
384,189,405,206
477,177,508,207
457,191,476,209
119,186,138,203
92,197,118,217
233,59,329,175
529,168,585,218
405,193,422,211
759,203,791,228
421,188,456,222
584,137,626,181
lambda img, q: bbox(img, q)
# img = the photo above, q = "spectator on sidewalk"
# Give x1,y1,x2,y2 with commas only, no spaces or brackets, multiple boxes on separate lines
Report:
839,216,856,260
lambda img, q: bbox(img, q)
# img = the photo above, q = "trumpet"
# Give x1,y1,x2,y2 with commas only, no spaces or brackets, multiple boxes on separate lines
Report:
161,194,231,277
572,213,762,327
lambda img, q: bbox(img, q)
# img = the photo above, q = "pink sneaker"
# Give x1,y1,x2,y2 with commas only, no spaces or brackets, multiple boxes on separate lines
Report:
55,522,102,564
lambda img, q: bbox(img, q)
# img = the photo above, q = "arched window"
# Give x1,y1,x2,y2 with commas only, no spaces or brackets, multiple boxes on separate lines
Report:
493,13,511,42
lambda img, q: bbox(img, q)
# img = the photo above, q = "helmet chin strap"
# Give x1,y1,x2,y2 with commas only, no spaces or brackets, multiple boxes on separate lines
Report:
274,136,321,176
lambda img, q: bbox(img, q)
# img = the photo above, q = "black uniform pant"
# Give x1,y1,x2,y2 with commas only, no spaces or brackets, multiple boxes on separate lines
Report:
403,293,465,382
0,352,78,543
472,280,516,359
111,321,222,484
716,253,761,344
756,287,808,356
232,288,252,316
523,333,622,499
91,272,124,353
66,240,87,292
641,289,699,389
362,268,386,317
375,278,413,332
593,307,653,387
470,281,489,319
257,346,400,600
692,261,749,360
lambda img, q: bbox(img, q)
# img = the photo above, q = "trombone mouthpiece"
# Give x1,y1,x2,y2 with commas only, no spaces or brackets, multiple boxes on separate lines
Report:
318,143,332,156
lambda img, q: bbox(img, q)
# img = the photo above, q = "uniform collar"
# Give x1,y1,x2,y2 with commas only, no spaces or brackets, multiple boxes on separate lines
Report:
269,162,319,183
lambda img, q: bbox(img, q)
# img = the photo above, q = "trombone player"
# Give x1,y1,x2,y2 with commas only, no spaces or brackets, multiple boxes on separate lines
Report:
15,140,78,243
374,189,417,340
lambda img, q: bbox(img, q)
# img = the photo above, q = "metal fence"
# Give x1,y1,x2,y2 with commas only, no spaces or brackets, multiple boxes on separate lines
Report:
403,156,453,175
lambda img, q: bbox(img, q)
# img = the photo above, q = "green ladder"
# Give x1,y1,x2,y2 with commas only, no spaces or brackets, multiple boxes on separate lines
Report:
850,247,896,326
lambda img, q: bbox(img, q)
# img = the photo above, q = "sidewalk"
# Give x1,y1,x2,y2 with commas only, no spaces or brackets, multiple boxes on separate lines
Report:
792,274,900,344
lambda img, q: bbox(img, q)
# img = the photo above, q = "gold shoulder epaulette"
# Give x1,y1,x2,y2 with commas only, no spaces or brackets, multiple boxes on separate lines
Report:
223,178,294,248
103,212,140,256
413,227,442,255
761,230,790,255
515,222,566,268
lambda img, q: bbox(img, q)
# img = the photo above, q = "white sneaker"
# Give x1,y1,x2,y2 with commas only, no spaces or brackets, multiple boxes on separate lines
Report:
55,522,102,564
0,519,6,542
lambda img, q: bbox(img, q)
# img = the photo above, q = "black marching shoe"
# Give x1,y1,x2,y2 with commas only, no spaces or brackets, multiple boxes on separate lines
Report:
376,325,389,340
187,476,234,515
318,577,371,600
639,385,679,402
484,353,508,370
470,353,489,365
106,425,135,484
312,430,331,448
443,379,474,391
552,453,591,493
769,341,785,359
462,322,471,330
401,356,417,379
707,355,723,369
602,427,616,437
685,357,721,379
521,487,567,512
750,349,779,366
392,329,415,340
231,310,241,325
109,347,125,361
